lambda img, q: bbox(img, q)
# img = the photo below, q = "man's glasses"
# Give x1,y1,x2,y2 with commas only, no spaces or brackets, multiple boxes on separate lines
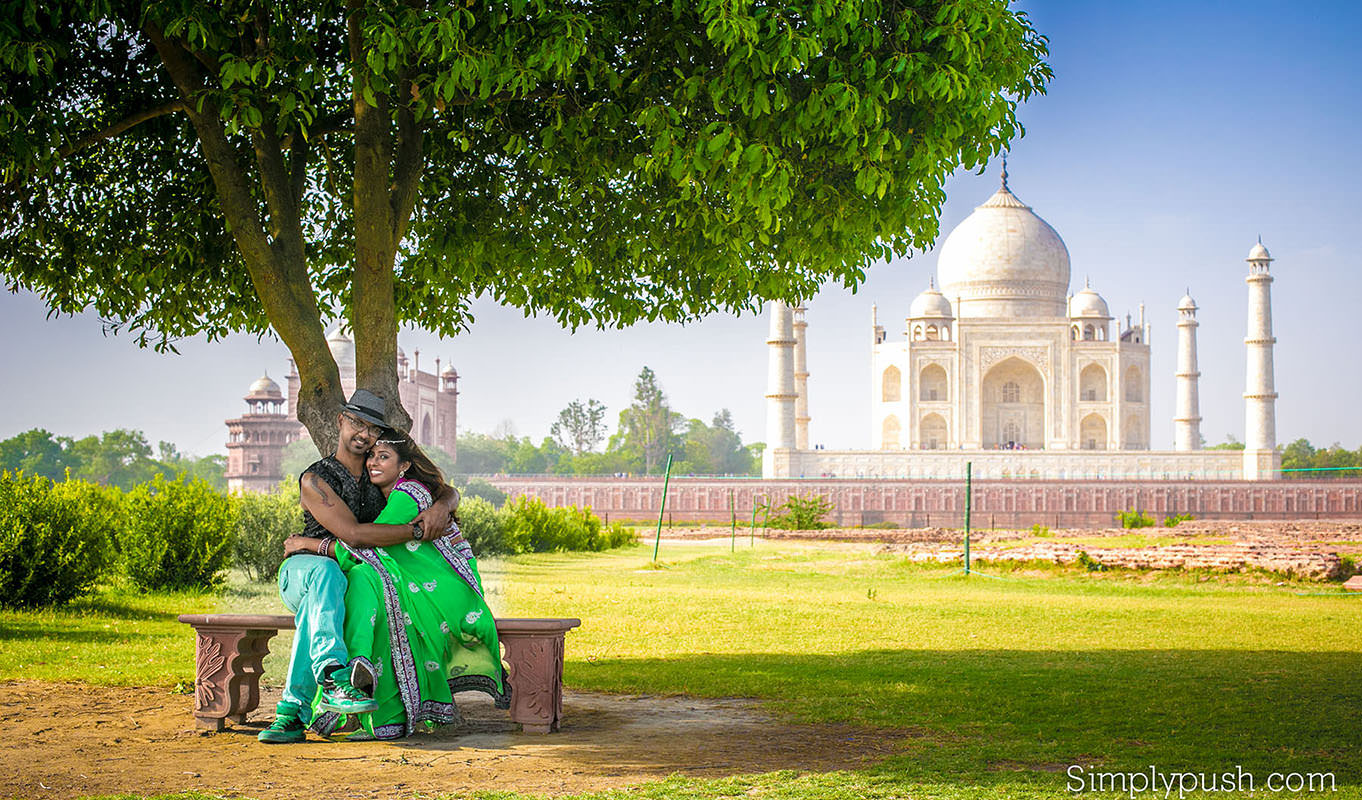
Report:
341,412,383,438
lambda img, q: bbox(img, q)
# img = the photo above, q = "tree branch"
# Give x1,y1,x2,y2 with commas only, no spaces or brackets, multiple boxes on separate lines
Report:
391,83,424,245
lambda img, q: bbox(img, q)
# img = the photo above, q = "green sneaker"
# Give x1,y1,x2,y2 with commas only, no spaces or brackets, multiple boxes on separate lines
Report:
258,702,305,744
319,669,379,714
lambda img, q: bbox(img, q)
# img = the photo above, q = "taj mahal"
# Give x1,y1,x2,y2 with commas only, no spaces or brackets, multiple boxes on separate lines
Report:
763,167,1281,481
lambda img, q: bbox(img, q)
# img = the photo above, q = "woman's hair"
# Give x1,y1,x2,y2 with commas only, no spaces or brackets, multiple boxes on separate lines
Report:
375,428,446,495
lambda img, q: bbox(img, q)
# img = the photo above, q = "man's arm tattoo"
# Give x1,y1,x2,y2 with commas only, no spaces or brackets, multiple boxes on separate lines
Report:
308,473,335,507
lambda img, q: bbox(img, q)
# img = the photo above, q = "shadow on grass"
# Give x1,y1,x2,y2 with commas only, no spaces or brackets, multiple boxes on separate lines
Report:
565,648,1362,789
0,622,133,644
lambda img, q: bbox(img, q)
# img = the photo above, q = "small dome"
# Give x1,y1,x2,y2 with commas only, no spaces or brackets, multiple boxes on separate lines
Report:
908,282,953,319
1247,240,1272,261
441,364,458,378
397,346,408,363
246,373,282,399
326,325,355,373
1178,293,1198,312
1069,285,1110,319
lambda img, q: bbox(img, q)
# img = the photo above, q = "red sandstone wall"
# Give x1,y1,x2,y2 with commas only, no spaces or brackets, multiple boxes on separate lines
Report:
486,477,1362,527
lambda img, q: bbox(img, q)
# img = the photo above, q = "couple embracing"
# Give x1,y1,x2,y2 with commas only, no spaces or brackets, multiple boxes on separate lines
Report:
259,390,509,743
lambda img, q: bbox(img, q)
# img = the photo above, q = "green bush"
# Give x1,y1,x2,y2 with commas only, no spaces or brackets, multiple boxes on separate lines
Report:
461,478,508,508
1031,523,1053,538
767,493,835,530
458,496,517,556
233,482,303,582
121,474,237,591
1116,509,1156,529
1075,550,1106,572
0,472,120,609
1163,512,1195,528
455,495,633,556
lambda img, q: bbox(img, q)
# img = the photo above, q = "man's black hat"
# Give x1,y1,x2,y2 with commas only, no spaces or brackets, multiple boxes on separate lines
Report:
342,389,387,427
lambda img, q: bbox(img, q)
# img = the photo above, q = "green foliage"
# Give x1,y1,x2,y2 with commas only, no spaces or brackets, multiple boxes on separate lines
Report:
1206,434,1247,451
0,472,120,609
120,475,237,592
551,398,608,456
767,493,835,530
0,428,231,490
2,0,1050,348
1075,549,1106,571
460,478,507,508
1163,512,1195,528
1030,523,1052,538
1116,509,1156,529
1281,437,1362,478
672,410,760,476
456,495,633,557
457,496,516,557
233,482,303,583
611,367,683,474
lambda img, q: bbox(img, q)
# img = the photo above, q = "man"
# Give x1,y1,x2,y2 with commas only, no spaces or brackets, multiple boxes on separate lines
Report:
258,389,460,744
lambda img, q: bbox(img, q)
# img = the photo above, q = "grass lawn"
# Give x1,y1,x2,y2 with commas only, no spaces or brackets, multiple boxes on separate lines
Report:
5,540,1360,799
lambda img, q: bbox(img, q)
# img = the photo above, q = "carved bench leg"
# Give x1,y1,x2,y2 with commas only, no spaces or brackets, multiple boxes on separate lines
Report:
501,633,566,733
190,625,282,730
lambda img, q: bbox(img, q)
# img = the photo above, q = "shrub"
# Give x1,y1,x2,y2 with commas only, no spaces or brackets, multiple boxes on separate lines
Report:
767,493,835,530
233,482,303,582
458,496,517,556
121,474,237,591
1116,509,1155,529
1163,512,1195,528
503,496,636,553
0,472,120,609
461,478,508,508
1031,523,1052,538
1076,550,1106,572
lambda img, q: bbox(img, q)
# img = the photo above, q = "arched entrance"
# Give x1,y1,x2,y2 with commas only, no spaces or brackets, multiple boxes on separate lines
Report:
981,357,1045,449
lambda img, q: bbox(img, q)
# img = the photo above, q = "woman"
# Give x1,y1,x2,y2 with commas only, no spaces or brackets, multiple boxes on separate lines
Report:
311,430,509,739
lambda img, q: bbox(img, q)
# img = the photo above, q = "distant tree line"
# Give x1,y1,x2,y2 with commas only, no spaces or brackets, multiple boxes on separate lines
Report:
456,367,761,477
0,429,225,490
1207,435,1361,477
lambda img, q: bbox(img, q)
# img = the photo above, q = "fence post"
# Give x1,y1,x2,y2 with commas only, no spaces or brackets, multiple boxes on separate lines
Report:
964,461,973,575
651,454,674,562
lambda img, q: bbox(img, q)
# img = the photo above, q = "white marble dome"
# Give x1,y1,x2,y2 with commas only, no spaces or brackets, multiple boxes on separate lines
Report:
936,179,1070,318
1069,285,1110,319
1247,241,1271,261
908,282,953,319
246,373,281,398
326,326,355,373
1178,293,1198,312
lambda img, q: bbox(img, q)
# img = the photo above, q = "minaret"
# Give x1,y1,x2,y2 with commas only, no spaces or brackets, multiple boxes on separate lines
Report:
1173,291,1202,451
763,301,797,478
1243,239,1280,480
793,306,811,450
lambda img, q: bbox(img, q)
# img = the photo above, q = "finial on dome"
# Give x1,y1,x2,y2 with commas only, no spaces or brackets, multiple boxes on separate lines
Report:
929,276,936,290
1084,275,1091,290
1000,154,1009,191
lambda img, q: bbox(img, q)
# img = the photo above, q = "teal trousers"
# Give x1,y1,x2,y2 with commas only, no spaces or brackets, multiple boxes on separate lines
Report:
278,554,349,716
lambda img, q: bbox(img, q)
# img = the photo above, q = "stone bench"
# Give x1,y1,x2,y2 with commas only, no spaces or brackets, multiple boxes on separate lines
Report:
178,613,580,734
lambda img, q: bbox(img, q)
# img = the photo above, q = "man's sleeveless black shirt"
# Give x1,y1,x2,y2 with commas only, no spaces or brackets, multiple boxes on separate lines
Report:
299,456,386,538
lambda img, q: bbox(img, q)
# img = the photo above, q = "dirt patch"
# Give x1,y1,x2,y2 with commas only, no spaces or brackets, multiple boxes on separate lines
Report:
0,681,901,799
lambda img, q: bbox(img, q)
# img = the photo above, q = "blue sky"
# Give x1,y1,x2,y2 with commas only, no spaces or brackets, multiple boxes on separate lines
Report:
2,0,1359,456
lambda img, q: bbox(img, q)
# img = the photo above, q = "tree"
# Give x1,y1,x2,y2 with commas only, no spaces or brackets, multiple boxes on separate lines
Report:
3,3,1049,452
0,429,70,481
550,399,608,456
612,367,682,473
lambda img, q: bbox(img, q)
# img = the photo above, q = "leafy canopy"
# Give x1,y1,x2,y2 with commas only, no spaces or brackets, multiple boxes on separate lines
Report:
2,0,1051,347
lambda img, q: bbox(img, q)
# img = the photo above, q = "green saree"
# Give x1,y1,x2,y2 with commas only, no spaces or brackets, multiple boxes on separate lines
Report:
319,479,509,739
